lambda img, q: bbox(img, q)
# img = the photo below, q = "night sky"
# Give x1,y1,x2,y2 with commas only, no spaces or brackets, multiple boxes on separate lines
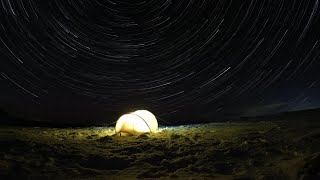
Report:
1,0,320,125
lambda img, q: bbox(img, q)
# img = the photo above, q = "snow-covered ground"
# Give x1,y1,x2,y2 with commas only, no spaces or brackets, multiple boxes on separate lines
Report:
0,121,319,179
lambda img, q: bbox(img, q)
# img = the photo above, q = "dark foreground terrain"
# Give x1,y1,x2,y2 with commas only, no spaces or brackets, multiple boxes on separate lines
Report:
0,119,319,179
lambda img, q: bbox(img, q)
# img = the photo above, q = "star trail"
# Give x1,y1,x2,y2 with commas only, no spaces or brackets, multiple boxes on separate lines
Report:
1,0,320,124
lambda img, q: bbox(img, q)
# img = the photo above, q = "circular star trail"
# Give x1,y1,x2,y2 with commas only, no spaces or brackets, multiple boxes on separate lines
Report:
1,0,320,123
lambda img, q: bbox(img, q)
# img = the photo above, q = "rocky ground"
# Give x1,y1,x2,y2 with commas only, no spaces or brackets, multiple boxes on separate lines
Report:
0,120,319,179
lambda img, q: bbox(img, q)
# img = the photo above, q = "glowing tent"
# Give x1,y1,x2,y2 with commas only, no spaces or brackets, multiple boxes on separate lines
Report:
115,110,158,135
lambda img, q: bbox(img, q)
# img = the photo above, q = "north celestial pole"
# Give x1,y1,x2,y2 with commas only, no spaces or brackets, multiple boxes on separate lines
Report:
1,0,320,124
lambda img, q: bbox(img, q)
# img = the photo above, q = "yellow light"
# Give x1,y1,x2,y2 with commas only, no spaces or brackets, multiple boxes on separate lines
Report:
115,110,158,135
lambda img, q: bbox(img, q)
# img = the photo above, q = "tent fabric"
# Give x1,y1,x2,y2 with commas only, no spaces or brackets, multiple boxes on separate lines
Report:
115,110,158,134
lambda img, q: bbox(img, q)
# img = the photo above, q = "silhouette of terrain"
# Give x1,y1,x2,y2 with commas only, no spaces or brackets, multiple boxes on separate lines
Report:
2,107,320,127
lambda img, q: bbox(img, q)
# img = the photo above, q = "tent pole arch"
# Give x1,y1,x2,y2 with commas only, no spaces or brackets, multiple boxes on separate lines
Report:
129,113,152,132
